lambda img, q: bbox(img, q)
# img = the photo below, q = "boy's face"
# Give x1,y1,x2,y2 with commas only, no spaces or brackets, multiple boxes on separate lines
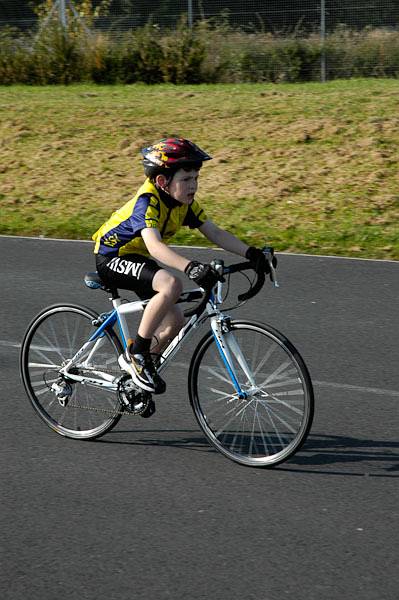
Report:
159,168,200,204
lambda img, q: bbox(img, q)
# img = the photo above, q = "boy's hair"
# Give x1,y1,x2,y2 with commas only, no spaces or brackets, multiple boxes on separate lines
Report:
145,161,203,183
141,137,211,182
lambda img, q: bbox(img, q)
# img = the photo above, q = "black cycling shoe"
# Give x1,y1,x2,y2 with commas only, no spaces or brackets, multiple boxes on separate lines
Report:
130,351,166,395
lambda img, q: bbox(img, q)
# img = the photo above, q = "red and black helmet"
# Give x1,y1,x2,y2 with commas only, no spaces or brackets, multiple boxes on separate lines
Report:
141,137,212,179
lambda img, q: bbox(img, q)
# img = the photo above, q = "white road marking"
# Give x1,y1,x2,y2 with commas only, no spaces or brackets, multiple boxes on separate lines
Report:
171,361,399,398
0,340,21,349
6,339,399,397
313,380,399,397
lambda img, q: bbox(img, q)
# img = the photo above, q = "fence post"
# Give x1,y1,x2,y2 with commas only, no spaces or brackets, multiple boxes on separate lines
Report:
59,0,68,28
188,0,193,28
320,0,327,82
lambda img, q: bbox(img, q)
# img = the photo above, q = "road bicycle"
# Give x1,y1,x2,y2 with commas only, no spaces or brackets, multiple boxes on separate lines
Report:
20,249,314,467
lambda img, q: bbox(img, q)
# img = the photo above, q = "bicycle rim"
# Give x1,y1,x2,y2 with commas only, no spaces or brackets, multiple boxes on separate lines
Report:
20,304,123,440
189,320,314,467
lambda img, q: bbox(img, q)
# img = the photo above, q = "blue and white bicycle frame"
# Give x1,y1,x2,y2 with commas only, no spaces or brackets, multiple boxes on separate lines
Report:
57,279,256,399
22,249,315,467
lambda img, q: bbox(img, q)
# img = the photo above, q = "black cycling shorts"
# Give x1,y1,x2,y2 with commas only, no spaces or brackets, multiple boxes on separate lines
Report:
96,253,162,300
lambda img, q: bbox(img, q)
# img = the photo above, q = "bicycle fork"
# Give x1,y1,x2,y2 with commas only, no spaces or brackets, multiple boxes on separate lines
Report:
211,317,256,400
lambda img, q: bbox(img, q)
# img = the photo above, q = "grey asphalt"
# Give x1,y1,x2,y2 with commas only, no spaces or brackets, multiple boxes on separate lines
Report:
1,236,398,600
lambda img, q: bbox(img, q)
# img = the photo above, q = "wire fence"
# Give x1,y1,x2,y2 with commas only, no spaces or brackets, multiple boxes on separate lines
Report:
2,1,399,34
1,1,399,83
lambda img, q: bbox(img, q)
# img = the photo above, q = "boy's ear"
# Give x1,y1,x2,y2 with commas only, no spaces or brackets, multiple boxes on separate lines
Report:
155,174,168,188
155,173,172,190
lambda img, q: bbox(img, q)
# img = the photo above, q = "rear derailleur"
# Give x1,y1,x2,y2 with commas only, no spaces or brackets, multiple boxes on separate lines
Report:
44,370,75,408
117,375,155,418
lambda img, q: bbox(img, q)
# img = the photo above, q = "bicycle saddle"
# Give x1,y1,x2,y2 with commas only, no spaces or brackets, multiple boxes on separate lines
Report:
84,271,110,291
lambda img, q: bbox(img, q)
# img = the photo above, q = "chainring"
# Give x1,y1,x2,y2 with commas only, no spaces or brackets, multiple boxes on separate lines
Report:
117,375,153,416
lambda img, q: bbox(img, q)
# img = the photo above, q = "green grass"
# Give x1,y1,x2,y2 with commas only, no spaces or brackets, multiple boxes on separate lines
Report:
0,79,398,259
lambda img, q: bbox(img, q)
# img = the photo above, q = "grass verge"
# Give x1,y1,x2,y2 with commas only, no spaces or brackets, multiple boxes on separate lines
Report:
0,79,398,259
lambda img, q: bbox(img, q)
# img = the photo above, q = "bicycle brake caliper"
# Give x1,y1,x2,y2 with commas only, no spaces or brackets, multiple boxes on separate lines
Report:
92,311,113,327
220,316,232,334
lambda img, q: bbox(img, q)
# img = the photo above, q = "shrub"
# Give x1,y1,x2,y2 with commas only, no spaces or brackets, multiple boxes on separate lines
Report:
325,27,399,80
120,24,164,84
29,22,89,84
0,28,28,84
160,18,207,84
89,34,122,84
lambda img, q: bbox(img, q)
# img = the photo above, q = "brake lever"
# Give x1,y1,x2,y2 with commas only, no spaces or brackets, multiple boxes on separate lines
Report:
269,259,279,288
211,259,225,304
263,247,280,288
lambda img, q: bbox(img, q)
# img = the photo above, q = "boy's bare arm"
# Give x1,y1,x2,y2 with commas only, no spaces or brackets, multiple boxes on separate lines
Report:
199,220,249,257
141,228,191,272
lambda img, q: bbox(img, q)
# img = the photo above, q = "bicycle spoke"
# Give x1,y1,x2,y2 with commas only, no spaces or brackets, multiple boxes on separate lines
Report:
253,342,277,376
47,320,68,362
260,393,305,416
259,359,293,388
208,387,237,403
31,385,51,397
202,364,233,386
29,339,62,366
28,362,61,369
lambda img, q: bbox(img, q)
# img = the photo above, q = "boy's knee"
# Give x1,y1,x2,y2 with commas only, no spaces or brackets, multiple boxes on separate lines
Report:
155,271,182,300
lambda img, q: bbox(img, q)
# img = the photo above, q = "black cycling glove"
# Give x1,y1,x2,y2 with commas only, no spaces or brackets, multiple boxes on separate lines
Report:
245,246,277,274
185,261,220,289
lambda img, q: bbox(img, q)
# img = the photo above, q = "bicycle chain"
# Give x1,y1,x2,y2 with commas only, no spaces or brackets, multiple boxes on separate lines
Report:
65,401,129,416
50,367,134,416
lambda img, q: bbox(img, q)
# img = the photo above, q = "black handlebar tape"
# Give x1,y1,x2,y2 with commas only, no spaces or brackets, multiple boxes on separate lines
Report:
238,270,265,301
183,259,266,317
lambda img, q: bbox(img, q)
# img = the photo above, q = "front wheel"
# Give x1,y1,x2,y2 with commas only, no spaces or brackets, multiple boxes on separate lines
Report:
20,304,123,440
189,320,314,467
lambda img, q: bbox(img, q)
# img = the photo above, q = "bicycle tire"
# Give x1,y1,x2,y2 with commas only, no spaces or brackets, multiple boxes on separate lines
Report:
20,303,123,440
189,320,314,467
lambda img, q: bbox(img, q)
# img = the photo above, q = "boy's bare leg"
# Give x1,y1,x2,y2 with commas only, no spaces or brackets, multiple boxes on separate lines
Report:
150,304,185,355
136,269,183,344
122,270,183,394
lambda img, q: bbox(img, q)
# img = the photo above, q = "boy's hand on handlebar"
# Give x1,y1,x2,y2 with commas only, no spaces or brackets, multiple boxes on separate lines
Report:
245,246,277,276
185,261,220,289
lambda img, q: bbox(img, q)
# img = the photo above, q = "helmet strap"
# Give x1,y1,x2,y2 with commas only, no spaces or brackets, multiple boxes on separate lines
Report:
155,172,174,195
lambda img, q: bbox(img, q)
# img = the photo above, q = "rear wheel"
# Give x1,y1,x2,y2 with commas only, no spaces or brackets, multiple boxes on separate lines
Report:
189,320,314,467
20,304,123,439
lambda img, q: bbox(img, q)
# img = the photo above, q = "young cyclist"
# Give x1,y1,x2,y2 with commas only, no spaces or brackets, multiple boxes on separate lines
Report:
92,137,274,397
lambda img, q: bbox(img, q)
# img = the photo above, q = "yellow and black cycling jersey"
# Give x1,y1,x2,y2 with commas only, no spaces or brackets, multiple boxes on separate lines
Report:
92,178,207,257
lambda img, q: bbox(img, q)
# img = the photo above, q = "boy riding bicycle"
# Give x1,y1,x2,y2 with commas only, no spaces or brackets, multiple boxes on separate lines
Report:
92,137,274,396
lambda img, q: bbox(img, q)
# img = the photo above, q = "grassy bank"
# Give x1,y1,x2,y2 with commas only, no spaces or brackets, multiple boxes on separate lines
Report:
0,80,398,259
